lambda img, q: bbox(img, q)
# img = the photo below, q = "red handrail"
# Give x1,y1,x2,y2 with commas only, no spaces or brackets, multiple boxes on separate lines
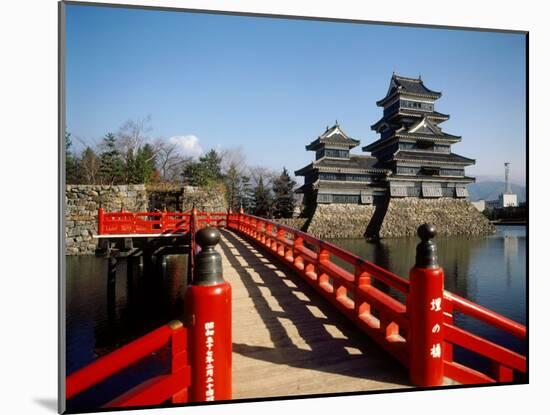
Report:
97,208,191,235
228,212,527,385
444,291,526,338
441,292,526,383
66,321,190,408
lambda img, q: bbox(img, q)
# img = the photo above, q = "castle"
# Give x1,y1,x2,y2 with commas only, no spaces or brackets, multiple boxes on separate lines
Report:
295,74,494,238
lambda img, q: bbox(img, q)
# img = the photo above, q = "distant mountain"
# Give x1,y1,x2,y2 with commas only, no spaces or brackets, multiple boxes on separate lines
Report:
467,181,526,202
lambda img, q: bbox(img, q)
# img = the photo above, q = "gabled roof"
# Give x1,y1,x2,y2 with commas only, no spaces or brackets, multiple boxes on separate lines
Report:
377,74,442,106
408,116,442,135
305,122,360,151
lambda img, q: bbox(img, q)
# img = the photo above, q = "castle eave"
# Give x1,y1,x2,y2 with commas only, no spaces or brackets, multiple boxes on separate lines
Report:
295,163,313,176
393,151,475,165
389,175,475,183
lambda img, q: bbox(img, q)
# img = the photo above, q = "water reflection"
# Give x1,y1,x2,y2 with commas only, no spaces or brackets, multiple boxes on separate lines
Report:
66,253,189,410
504,235,518,289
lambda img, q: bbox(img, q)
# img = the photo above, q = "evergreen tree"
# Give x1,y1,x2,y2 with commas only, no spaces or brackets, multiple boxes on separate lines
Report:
183,149,223,187
124,149,136,184
65,131,78,184
135,143,156,183
199,149,222,180
272,167,296,218
224,163,241,210
99,133,124,184
78,146,100,184
253,176,271,217
183,161,207,186
239,175,255,213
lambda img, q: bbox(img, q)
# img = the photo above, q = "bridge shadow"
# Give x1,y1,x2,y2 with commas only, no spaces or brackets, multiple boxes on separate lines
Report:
219,230,410,396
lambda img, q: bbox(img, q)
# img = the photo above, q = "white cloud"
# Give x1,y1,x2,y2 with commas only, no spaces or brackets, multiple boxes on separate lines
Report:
169,135,203,158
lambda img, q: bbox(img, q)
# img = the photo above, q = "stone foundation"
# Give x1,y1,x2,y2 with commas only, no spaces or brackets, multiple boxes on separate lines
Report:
306,204,375,238
299,197,495,239
272,218,308,231
378,197,496,238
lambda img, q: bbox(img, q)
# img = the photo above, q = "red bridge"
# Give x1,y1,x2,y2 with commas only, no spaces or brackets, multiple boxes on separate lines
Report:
66,208,527,408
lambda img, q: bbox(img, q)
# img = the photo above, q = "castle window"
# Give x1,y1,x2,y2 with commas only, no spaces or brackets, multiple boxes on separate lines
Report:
417,141,434,150
332,194,360,203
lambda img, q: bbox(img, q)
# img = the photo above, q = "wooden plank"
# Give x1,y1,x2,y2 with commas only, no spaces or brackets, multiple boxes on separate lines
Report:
218,229,412,400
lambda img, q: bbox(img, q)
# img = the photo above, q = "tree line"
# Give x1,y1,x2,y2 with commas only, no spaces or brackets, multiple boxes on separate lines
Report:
65,118,298,219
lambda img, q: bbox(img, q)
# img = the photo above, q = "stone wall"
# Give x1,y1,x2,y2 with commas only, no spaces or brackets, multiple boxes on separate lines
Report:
378,197,496,238
65,185,148,255
306,204,376,238
272,218,308,231
180,184,227,212
65,184,228,255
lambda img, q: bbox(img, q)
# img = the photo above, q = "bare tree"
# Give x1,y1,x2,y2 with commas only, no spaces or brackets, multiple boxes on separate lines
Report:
154,138,192,182
248,165,279,187
117,115,153,158
220,147,247,176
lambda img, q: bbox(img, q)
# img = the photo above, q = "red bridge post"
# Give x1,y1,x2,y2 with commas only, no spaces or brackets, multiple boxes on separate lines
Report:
408,224,445,387
98,207,105,235
185,227,232,402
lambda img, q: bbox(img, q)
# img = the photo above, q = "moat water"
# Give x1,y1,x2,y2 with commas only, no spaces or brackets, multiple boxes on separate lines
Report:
65,225,526,409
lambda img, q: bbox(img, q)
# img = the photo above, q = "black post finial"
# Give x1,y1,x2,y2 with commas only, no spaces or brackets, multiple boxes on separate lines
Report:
415,223,438,268
194,227,223,285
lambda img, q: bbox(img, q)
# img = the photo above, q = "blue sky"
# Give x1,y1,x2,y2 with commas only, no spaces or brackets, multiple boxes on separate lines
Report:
65,4,527,185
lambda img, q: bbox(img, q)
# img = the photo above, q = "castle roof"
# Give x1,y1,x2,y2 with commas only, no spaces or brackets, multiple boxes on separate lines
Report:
295,154,388,176
392,150,475,165
305,122,360,151
376,74,442,106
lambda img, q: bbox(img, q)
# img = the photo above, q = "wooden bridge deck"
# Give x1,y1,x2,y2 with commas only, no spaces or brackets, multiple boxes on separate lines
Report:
218,229,411,400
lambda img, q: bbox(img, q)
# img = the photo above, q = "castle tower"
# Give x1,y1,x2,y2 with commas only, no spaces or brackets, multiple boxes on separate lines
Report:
295,122,388,214
363,74,475,198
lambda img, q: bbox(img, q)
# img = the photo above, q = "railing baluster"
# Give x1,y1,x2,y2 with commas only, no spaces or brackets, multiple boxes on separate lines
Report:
491,362,514,383
276,228,285,256
265,223,273,248
293,235,304,270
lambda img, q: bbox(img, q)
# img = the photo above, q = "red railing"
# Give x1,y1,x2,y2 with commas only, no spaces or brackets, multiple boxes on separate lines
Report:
92,209,526,387
97,209,228,236
68,211,233,409
194,211,228,229
66,321,190,408
98,208,192,235
442,292,526,383
227,212,527,385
